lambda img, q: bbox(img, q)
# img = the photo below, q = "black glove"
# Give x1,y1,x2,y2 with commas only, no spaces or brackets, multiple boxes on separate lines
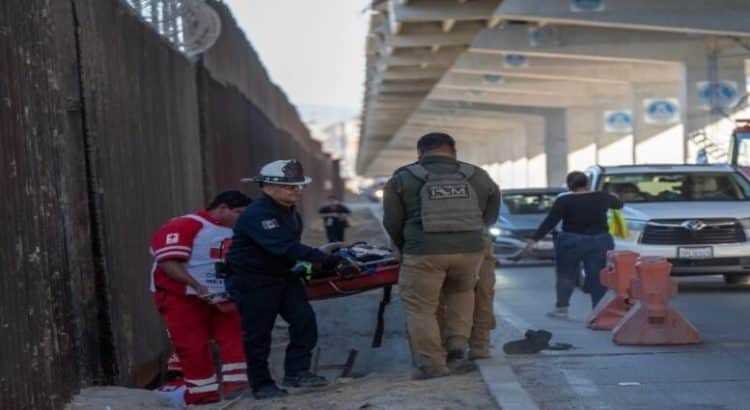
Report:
321,254,342,272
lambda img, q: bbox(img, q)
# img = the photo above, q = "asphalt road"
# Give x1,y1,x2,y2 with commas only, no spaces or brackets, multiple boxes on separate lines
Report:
490,264,750,410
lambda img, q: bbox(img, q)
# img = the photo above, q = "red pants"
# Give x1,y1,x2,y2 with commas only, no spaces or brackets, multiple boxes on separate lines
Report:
155,291,247,404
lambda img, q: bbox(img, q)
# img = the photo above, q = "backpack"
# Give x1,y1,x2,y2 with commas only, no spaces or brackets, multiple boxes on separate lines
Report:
405,163,484,233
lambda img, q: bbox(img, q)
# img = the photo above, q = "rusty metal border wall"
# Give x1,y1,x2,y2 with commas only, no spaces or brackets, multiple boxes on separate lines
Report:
0,2,100,408
0,0,340,408
74,0,206,388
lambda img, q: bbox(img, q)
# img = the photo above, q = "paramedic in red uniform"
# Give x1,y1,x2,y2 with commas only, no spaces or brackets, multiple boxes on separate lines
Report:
150,191,251,405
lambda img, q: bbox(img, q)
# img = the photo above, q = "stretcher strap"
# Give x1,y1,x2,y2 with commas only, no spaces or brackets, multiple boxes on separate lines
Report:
371,285,392,348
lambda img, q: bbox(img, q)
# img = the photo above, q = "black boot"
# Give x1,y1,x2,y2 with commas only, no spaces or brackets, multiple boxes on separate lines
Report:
502,329,552,354
252,382,288,400
282,371,329,388
446,349,477,374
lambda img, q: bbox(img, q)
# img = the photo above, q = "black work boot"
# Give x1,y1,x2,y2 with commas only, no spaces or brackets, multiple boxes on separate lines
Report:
252,383,288,400
412,366,450,380
446,349,465,362
282,371,329,388
446,349,477,375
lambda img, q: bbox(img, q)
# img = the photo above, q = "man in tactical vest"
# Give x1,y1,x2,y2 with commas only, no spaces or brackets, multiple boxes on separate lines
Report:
382,132,500,379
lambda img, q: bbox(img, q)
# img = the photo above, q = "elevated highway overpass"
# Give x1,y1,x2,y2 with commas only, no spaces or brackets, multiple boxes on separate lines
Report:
358,0,750,187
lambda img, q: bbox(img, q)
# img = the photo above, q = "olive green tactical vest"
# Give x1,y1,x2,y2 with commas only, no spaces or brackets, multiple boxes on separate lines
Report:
405,163,484,233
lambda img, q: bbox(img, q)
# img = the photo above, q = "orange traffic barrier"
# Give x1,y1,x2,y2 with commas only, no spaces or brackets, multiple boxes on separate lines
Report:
587,251,639,330
612,257,700,345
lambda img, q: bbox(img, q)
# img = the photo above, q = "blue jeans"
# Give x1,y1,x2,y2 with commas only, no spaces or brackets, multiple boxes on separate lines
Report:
554,232,614,308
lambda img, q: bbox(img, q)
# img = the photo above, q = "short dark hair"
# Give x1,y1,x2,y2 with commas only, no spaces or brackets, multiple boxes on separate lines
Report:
207,190,251,210
416,132,456,153
566,171,589,191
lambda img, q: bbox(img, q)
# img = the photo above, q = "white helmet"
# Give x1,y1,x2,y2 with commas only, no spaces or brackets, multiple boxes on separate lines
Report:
241,159,312,185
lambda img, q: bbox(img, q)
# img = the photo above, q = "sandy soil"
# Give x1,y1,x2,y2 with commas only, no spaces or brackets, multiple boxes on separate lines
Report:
226,371,497,410
66,201,499,410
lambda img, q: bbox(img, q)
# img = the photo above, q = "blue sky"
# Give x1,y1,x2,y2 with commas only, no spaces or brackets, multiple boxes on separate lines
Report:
223,0,369,113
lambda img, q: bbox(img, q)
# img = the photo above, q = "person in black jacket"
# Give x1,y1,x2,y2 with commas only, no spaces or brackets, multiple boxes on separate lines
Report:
525,171,623,319
318,195,351,242
225,159,358,399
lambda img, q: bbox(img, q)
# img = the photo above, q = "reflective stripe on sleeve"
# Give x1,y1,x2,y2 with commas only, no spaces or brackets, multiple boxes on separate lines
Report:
222,374,248,382
185,374,217,386
221,363,247,372
187,383,219,394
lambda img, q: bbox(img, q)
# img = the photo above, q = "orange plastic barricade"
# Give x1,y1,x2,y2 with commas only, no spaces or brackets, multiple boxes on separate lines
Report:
612,257,700,345
587,251,639,330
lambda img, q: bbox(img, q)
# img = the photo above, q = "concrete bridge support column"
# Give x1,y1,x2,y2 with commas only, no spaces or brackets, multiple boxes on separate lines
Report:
566,107,597,172
525,119,547,187
593,95,636,166
631,80,685,164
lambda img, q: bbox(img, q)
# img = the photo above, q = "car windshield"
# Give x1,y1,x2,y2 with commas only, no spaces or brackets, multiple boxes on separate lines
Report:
502,192,559,214
600,172,750,202
735,131,750,167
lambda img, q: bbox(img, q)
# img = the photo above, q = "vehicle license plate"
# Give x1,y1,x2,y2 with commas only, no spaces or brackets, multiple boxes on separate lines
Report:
677,247,713,259
534,240,554,250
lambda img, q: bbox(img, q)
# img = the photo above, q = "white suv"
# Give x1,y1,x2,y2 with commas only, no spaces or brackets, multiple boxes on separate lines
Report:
585,164,750,284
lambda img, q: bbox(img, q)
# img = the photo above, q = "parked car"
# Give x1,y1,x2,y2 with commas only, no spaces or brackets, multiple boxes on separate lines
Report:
360,177,388,202
490,187,566,262
586,164,750,284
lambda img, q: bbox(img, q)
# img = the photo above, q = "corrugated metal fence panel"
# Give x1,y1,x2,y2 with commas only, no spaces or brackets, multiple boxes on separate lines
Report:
0,1,101,408
197,65,338,221
73,0,204,386
197,65,270,199
201,1,278,126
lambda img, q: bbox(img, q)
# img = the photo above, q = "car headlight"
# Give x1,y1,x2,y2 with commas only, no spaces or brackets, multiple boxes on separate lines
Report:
489,227,502,237
374,189,384,200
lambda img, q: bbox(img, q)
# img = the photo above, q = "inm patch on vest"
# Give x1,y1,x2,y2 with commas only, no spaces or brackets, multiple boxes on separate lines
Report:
428,183,470,200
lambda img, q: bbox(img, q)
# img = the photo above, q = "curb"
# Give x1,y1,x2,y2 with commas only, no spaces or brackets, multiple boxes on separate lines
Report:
473,298,540,410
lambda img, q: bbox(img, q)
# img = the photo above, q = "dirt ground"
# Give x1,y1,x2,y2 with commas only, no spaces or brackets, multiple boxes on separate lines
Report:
66,201,498,410
226,371,497,410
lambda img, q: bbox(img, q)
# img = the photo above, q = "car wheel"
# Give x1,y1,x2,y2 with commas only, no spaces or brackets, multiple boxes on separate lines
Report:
723,274,750,285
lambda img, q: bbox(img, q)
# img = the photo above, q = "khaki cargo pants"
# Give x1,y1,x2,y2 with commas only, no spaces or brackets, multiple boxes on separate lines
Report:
469,242,497,357
399,251,483,371
438,242,497,358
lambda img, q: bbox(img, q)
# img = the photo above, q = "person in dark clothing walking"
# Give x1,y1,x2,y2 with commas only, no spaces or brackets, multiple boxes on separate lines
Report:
225,159,358,399
525,171,623,318
318,195,351,242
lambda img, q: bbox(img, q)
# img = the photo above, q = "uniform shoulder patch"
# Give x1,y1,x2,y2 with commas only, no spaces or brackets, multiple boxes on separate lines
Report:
261,219,280,230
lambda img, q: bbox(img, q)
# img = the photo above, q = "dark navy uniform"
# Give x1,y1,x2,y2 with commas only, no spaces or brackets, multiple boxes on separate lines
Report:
225,194,336,390
318,203,351,242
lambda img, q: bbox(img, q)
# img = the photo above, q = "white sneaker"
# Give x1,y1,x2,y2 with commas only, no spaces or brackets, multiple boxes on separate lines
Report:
546,307,568,319
156,384,187,409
